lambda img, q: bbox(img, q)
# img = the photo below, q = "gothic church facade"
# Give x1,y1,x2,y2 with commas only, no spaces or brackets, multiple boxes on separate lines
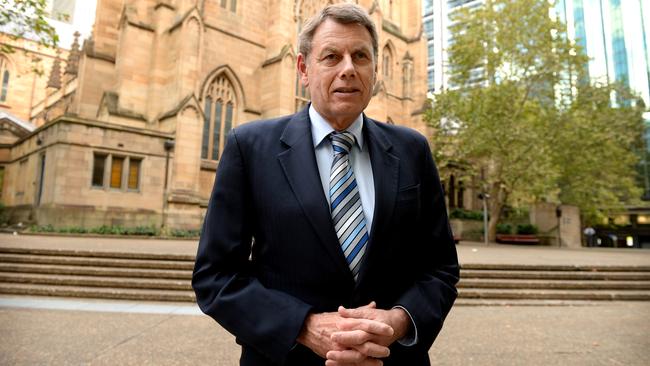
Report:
0,0,429,230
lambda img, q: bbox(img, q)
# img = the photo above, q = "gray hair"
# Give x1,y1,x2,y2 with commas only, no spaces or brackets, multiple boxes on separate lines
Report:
298,3,379,62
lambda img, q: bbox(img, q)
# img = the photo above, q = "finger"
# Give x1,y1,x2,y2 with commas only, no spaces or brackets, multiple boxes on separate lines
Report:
331,329,372,347
326,348,366,363
337,301,377,317
338,304,378,320
336,318,394,337
353,341,390,358
325,358,384,366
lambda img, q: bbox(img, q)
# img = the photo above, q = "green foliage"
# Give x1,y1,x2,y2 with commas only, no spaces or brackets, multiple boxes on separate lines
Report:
515,224,538,235
170,229,202,238
1,0,60,73
30,224,159,236
449,208,484,221
496,223,512,234
89,225,159,236
30,224,54,232
554,83,644,225
427,0,645,235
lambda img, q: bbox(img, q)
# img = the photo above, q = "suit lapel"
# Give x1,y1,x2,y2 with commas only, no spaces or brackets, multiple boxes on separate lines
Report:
277,108,353,277
357,117,400,284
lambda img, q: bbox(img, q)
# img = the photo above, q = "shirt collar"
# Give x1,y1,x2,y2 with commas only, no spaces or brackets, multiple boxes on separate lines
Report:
309,104,365,151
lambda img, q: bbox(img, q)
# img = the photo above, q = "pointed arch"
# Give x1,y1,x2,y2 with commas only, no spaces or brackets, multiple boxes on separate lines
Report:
382,41,396,83
0,55,13,103
201,65,246,108
200,66,245,160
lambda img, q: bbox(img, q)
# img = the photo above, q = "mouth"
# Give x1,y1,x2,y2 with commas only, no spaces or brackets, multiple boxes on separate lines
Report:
333,87,360,95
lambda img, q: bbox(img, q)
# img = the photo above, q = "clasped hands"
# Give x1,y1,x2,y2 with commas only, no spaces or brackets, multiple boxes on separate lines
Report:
297,301,410,366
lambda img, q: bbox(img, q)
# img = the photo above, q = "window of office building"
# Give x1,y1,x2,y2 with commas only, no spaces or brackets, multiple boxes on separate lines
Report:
424,19,434,38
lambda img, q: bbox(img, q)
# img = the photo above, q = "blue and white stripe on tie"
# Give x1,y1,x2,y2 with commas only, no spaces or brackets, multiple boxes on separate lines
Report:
329,131,368,281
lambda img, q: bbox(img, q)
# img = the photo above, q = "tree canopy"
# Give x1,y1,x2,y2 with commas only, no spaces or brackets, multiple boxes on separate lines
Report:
1,0,59,55
427,0,645,239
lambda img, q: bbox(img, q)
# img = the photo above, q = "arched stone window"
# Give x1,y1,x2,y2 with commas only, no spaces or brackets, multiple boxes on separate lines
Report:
0,57,10,103
382,45,393,81
201,74,237,161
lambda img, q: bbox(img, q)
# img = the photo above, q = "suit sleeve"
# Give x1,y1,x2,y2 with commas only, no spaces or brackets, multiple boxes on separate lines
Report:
394,134,460,351
192,130,312,364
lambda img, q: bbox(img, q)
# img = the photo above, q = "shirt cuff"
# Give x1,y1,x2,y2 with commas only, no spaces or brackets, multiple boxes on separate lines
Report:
392,305,418,347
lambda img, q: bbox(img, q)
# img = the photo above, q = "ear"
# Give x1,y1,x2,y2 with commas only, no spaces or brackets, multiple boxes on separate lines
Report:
297,53,309,87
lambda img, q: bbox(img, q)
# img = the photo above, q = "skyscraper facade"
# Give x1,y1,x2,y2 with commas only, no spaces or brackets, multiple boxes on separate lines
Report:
426,0,485,92
423,0,435,92
556,0,650,199
555,0,650,106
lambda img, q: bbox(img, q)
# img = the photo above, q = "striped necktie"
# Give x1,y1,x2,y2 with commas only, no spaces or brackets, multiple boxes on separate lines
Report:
329,131,368,281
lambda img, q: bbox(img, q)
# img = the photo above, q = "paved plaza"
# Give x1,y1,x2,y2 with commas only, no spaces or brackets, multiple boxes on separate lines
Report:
0,234,649,365
0,297,648,365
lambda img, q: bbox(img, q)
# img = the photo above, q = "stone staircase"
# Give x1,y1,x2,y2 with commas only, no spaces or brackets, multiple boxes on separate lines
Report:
1,247,649,304
0,247,195,302
457,263,650,305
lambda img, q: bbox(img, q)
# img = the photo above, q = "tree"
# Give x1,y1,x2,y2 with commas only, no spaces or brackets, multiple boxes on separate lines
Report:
427,0,644,239
1,0,59,72
554,83,644,225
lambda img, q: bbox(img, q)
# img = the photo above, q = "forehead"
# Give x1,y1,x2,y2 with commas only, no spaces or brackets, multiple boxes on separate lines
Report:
311,19,373,51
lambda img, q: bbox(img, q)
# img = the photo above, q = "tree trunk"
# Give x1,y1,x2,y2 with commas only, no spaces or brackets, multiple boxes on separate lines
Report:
487,203,502,242
487,183,506,242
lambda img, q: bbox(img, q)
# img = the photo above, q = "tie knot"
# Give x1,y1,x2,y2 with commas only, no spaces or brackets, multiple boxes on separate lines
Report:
330,131,355,155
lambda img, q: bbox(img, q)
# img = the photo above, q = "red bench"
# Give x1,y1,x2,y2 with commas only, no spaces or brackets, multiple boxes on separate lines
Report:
495,234,540,245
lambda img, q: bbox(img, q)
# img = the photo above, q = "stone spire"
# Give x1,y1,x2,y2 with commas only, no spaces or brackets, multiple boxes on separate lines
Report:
47,50,62,89
64,31,81,76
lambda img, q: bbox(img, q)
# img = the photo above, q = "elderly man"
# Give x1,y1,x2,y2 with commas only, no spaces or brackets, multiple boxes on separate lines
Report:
192,3,459,366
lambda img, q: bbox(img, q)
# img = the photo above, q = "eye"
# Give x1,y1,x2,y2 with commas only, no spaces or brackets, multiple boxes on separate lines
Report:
355,52,368,59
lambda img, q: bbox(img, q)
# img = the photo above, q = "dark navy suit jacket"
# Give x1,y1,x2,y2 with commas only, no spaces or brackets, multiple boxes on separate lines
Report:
192,106,459,365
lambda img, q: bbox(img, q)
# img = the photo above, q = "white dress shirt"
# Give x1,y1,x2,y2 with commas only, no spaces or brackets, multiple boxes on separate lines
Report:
308,105,418,346
309,105,375,231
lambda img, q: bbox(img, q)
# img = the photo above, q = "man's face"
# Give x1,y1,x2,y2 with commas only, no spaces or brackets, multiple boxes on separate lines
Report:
297,19,377,130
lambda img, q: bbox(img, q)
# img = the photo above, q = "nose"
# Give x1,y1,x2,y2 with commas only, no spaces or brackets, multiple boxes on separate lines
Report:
339,54,356,79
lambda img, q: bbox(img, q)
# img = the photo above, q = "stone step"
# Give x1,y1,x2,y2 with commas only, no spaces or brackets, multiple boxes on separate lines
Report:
454,298,614,306
0,263,192,280
461,263,650,272
458,278,650,290
0,247,195,261
0,283,195,302
0,272,192,291
458,288,650,301
0,253,194,270
460,269,650,281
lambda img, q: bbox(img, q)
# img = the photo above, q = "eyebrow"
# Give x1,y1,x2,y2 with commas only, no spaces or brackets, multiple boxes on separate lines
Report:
318,45,371,57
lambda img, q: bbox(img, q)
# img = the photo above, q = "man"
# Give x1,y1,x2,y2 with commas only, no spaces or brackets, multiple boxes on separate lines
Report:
192,4,459,365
